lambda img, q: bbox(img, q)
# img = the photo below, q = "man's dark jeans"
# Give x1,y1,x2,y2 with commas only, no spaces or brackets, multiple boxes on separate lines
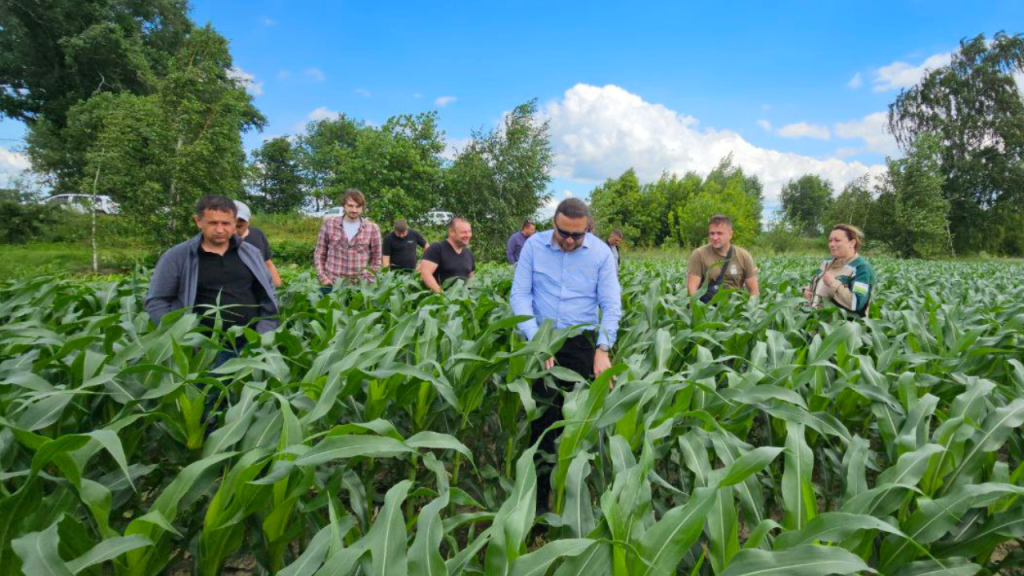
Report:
530,333,596,512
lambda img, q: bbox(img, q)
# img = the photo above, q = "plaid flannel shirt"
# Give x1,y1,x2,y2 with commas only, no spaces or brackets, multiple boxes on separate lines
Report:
314,217,383,284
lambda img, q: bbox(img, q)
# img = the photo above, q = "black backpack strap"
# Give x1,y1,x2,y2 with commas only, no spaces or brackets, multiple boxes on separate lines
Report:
711,246,734,290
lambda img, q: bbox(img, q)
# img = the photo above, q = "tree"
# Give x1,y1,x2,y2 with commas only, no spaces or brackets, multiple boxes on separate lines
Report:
246,137,304,214
295,115,363,211
336,112,445,224
590,169,642,240
1,0,193,191
825,175,874,232
704,154,765,234
888,32,1024,254
442,99,552,259
870,135,950,258
74,25,264,245
780,174,834,236
672,175,760,248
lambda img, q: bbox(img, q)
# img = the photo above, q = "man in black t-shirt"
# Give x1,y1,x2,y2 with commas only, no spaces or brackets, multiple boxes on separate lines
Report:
382,219,429,271
235,201,282,287
420,217,475,293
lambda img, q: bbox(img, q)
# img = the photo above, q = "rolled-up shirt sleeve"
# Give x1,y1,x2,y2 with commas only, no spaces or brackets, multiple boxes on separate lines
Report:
596,251,622,347
510,238,539,341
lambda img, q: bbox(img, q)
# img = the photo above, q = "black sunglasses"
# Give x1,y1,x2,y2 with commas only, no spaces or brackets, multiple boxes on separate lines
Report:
555,225,586,241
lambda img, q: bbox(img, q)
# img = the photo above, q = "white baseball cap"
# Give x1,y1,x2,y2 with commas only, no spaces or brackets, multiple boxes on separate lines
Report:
234,200,251,222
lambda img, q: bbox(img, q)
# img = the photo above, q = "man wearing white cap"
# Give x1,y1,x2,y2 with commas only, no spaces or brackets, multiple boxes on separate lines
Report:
235,201,282,287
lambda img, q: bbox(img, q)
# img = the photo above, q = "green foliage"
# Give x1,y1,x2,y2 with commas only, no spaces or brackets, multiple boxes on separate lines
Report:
1,0,193,190
871,135,951,258
824,175,873,232
672,172,760,247
780,174,834,236
0,192,61,244
3,257,1024,574
591,157,763,249
888,32,1024,255
246,137,305,214
442,99,552,260
293,112,446,225
67,25,265,247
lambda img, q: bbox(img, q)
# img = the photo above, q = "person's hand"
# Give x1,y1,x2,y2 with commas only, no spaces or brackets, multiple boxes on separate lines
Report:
594,348,613,388
544,357,555,370
821,271,836,287
803,288,813,302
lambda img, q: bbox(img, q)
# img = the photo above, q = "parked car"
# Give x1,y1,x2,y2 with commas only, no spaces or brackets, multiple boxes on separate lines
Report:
316,206,345,218
44,194,120,215
422,210,454,226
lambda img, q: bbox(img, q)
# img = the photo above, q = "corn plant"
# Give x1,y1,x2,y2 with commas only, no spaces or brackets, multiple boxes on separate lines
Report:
2,257,1023,575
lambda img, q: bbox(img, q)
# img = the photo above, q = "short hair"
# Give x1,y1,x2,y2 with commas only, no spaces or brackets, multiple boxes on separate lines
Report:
448,217,470,230
554,198,589,220
195,195,237,218
341,189,366,208
708,214,733,228
522,219,534,230
610,228,623,238
832,223,865,251
394,219,408,232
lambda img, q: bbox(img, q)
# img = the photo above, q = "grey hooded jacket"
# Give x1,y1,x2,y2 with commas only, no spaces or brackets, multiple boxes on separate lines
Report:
145,234,281,333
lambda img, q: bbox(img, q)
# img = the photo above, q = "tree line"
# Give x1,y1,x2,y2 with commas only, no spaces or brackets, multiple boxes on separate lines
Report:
244,102,553,259
593,33,1024,257
2,2,1022,257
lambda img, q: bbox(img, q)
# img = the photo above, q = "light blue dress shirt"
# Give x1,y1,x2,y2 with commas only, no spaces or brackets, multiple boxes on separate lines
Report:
510,230,622,347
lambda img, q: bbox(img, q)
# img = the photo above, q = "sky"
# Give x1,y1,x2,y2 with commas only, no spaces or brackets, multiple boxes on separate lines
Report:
2,0,1022,217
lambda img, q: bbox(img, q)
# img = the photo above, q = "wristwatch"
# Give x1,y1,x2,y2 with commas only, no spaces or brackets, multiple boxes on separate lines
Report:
597,344,610,353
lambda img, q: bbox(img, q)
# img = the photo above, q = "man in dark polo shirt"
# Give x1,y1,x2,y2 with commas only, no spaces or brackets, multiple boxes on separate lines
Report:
146,195,279,366
382,219,429,272
420,217,475,293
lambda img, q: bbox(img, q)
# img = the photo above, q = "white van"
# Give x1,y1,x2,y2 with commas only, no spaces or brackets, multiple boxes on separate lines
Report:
44,194,120,215
422,210,454,226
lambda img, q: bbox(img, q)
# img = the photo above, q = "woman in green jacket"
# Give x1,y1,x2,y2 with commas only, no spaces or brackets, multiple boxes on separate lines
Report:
804,224,875,317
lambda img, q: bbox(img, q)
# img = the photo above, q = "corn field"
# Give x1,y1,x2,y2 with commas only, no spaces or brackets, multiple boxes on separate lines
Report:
2,257,1024,576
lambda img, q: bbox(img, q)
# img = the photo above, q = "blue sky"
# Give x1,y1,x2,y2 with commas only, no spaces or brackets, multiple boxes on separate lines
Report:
2,0,1022,216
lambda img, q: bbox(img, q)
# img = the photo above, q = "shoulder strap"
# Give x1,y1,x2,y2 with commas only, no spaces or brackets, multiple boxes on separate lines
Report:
712,246,734,287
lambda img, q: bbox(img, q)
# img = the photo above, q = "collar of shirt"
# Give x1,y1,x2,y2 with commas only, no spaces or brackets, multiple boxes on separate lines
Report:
196,235,241,254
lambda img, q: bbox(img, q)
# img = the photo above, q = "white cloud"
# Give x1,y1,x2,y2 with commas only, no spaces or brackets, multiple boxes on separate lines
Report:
761,104,772,111
543,84,884,202
305,67,326,82
873,52,952,92
757,119,772,132
227,67,263,96
435,96,457,107
834,147,863,158
834,112,899,156
354,88,372,98
413,92,423,99
293,107,341,133
442,137,472,161
847,72,863,89
278,70,291,79
0,147,30,187
777,122,831,140
262,16,277,26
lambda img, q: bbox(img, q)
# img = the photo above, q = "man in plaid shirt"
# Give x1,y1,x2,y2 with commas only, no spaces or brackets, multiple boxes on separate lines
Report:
314,189,382,287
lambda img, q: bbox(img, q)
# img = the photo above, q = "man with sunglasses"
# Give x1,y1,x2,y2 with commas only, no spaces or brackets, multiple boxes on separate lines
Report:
510,197,622,511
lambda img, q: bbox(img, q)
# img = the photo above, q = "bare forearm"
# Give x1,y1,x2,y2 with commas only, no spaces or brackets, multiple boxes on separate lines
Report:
267,260,282,287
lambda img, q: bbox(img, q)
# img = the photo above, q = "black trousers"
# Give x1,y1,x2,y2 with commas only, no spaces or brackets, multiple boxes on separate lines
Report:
530,333,596,508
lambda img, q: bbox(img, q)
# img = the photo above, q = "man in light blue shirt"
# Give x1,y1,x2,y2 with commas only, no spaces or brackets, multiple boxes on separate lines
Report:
510,197,621,510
